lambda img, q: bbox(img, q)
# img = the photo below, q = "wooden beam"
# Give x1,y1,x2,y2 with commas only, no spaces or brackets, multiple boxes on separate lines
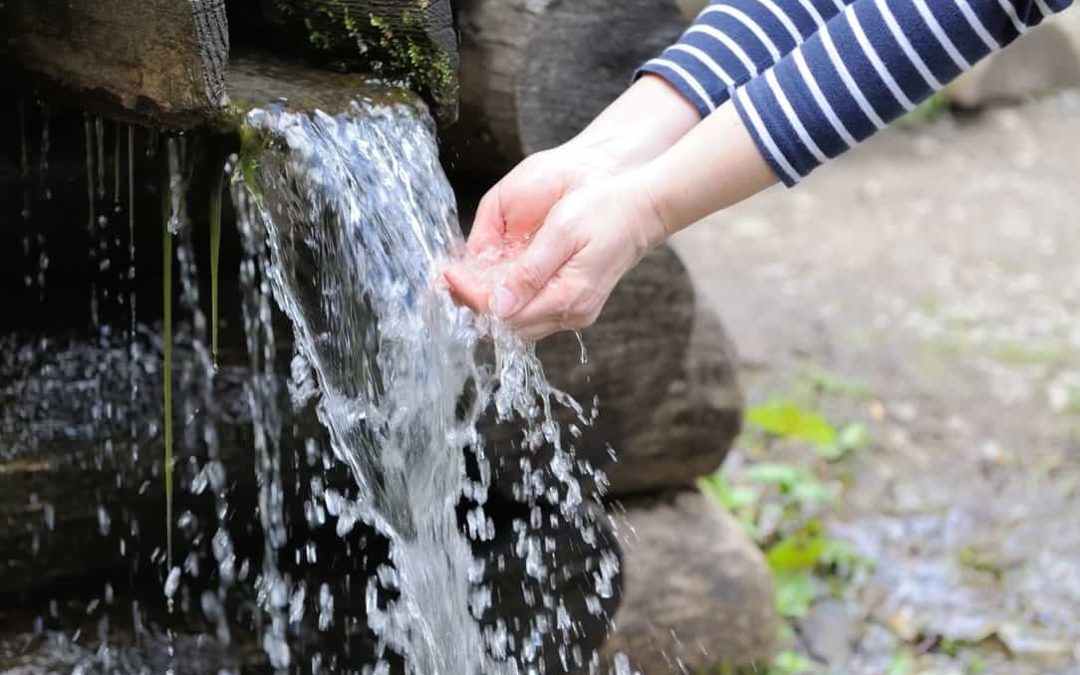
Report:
0,0,230,128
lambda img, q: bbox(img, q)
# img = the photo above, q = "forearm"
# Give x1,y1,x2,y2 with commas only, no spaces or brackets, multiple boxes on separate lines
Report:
635,100,778,242
566,74,702,166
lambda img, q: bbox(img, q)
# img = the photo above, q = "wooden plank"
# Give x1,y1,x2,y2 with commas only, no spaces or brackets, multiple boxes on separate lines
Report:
0,0,229,128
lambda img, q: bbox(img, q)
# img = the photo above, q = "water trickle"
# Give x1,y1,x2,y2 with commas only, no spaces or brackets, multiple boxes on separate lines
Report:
165,137,189,236
128,124,138,460
235,95,598,672
17,99,31,221
38,103,51,201
162,164,175,569
232,183,293,668
94,116,106,201
84,114,99,328
208,160,224,369
113,121,122,207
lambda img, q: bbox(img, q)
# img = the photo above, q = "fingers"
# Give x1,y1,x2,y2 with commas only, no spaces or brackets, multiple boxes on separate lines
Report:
465,186,507,256
491,224,579,319
441,265,489,314
466,151,573,257
505,277,605,334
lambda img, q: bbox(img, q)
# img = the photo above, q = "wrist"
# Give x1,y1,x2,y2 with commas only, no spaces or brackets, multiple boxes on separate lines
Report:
624,166,678,251
568,74,701,169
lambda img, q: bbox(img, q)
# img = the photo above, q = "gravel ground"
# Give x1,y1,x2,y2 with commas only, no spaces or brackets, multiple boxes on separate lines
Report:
672,92,1080,674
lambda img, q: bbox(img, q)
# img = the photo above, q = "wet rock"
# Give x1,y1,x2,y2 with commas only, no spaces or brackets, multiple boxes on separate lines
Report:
798,598,854,664
600,491,776,672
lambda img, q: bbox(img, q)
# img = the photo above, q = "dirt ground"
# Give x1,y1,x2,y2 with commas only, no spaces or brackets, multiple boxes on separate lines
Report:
672,91,1080,674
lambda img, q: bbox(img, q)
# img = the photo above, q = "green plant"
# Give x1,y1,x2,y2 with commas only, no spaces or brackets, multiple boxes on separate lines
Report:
745,398,870,461
767,650,819,675
704,383,877,670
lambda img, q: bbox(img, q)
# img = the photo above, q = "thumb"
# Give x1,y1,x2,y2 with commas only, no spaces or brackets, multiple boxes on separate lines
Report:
491,224,576,319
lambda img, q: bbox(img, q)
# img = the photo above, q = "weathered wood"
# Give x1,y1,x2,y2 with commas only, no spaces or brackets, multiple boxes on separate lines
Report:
0,0,229,128
484,244,744,500
235,0,459,120
1,0,459,128
224,54,426,123
449,0,688,173
601,491,777,672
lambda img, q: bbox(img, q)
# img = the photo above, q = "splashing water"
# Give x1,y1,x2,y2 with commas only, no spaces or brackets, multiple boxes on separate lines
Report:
235,96,598,672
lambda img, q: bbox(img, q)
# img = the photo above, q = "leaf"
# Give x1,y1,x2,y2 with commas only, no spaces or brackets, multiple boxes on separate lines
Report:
789,479,834,505
886,650,914,675
815,421,871,460
743,462,802,487
773,569,816,618
768,650,819,675
698,474,760,511
838,421,871,451
747,398,837,447
820,538,864,570
767,536,829,573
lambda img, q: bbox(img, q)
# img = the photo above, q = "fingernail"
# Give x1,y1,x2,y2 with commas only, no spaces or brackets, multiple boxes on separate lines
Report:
492,286,519,318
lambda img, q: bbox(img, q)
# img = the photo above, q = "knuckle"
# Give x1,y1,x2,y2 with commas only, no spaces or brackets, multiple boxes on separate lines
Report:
558,287,603,330
515,262,547,293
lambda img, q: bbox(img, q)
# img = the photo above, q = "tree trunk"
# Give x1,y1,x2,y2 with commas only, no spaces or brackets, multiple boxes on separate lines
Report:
448,0,690,174
0,0,229,128
484,244,744,501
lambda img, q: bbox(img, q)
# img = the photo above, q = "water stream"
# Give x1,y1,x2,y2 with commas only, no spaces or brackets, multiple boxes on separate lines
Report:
1,94,617,674
235,97,597,673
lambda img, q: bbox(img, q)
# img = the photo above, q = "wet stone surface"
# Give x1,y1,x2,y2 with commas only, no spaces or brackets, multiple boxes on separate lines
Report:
674,92,1080,673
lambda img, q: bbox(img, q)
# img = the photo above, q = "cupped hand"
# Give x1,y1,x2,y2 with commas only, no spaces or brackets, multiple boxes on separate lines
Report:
445,171,666,341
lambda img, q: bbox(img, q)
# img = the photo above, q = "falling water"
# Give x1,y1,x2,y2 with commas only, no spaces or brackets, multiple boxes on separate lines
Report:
235,96,599,672
0,94,619,674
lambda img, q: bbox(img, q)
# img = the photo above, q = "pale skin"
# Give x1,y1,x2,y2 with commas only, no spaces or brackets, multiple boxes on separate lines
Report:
444,74,779,340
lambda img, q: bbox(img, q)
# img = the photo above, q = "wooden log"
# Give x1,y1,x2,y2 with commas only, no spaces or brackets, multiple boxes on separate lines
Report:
1,0,458,128
484,244,744,500
0,0,230,128
447,0,689,173
600,491,777,672
231,0,459,121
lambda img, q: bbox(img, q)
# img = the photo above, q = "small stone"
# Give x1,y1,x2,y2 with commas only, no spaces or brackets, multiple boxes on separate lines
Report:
887,606,921,642
798,598,853,664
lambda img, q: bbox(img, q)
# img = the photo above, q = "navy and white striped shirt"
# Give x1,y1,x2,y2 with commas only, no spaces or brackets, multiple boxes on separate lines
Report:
640,0,1074,185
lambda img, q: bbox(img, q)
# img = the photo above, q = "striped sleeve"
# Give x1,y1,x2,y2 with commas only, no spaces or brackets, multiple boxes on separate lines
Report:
637,0,853,116
734,0,1074,185
643,0,1075,187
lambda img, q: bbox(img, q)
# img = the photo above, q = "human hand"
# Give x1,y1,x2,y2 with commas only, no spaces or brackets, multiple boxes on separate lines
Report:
445,171,666,341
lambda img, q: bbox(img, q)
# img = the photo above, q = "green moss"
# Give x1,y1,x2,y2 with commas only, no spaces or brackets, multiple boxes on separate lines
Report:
279,1,457,110
238,125,271,201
